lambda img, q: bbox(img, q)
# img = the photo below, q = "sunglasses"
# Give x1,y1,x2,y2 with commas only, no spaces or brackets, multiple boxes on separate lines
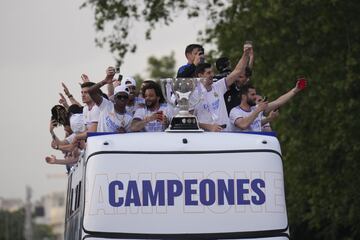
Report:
116,94,129,100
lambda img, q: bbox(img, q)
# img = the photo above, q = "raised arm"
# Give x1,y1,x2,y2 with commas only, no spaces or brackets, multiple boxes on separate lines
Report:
107,80,115,97
88,67,116,106
265,80,306,114
62,82,81,106
58,93,69,110
225,47,251,88
248,47,254,69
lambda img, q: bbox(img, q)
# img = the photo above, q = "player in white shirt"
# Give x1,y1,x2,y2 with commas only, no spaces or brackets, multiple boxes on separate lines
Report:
88,67,133,133
70,82,100,145
229,81,306,132
131,81,172,132
121,76,145,115
192,46,251,132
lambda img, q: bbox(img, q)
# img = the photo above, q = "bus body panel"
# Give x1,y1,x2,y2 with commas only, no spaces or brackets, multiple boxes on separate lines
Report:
64,132,288,239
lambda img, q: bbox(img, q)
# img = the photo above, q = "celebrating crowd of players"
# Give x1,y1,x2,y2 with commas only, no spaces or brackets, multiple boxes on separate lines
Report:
45,43,306,169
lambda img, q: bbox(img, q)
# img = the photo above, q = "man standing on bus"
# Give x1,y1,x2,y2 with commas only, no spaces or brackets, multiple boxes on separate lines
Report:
192,46,251,132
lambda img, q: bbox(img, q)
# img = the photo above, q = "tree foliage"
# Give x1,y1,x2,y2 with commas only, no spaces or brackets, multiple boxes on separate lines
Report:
83,0,360,239
208,1,360,239
0,209,56,240
81,0,205,65
147,51,176,79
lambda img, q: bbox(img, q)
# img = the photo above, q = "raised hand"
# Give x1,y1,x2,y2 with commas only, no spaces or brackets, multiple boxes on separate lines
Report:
295,77,307,92
193,51,203,65
256,101,268,113
105,66,116,83
81,74,90,83
62,82,72,97
59,93,69,107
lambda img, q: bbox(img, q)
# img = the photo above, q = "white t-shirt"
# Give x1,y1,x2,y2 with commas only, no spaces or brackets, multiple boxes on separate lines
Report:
83,104,100,130
126,97,145,116
229,106,263,132
193,78,229,127
97,97,132,132
69,114,85,133
133,103,172,132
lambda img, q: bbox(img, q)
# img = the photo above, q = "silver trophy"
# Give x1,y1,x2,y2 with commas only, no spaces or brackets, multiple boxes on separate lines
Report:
160,78,204,132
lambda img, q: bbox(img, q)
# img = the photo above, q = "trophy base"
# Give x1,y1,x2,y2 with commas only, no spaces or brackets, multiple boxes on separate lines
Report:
166,116,204,132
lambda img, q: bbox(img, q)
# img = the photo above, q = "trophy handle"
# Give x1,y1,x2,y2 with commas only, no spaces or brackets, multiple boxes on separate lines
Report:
188,78,206,110
160,78,177,107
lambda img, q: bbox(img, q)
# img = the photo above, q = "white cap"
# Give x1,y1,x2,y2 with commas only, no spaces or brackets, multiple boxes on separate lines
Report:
122,76,136,87
114,84,130,95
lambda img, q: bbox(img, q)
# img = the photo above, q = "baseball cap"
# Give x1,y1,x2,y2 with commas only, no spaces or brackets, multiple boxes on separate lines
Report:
114,84,130,95
122,76,136,87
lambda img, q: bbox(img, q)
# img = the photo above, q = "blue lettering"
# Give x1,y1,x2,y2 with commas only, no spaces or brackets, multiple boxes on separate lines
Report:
199,179,215,206
251,179,266,205
237,179,250,205
142,180,165,206
108,178,266,207
218,179,235,205
185,179,198,205
167,180,183,205
125,181,141,206
109,180,124,207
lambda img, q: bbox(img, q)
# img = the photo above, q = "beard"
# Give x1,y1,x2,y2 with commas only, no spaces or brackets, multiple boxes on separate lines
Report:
145,99,156,108
247,98,256,106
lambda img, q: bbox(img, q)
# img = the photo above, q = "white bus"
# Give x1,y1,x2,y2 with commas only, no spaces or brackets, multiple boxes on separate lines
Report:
64,132,289,239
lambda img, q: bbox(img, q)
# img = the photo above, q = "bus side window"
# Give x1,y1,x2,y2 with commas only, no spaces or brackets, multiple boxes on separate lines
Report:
76,181,82,209
74,184,79,211
65,175,72,218
70,189,74,215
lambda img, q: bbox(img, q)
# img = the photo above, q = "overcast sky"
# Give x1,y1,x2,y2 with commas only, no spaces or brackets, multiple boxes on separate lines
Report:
0,0,206,200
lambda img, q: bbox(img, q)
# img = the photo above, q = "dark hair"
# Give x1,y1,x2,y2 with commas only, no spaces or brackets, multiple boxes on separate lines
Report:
215,57,231,73
185,44,204,55
68,104,83,114
239,83,256,96
51,105,69,126
195,62,212,76
80,82,96,88
142,81,165,103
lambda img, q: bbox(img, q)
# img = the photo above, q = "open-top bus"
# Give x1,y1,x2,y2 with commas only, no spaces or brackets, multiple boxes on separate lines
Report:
65,131,288,240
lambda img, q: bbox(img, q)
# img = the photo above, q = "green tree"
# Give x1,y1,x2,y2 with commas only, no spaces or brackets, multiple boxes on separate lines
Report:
147,51,176,79
0,209,56,240
207,1,360,239
133,52,176,85
83,0,360,239
0,209,24,240
80,0,202,65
